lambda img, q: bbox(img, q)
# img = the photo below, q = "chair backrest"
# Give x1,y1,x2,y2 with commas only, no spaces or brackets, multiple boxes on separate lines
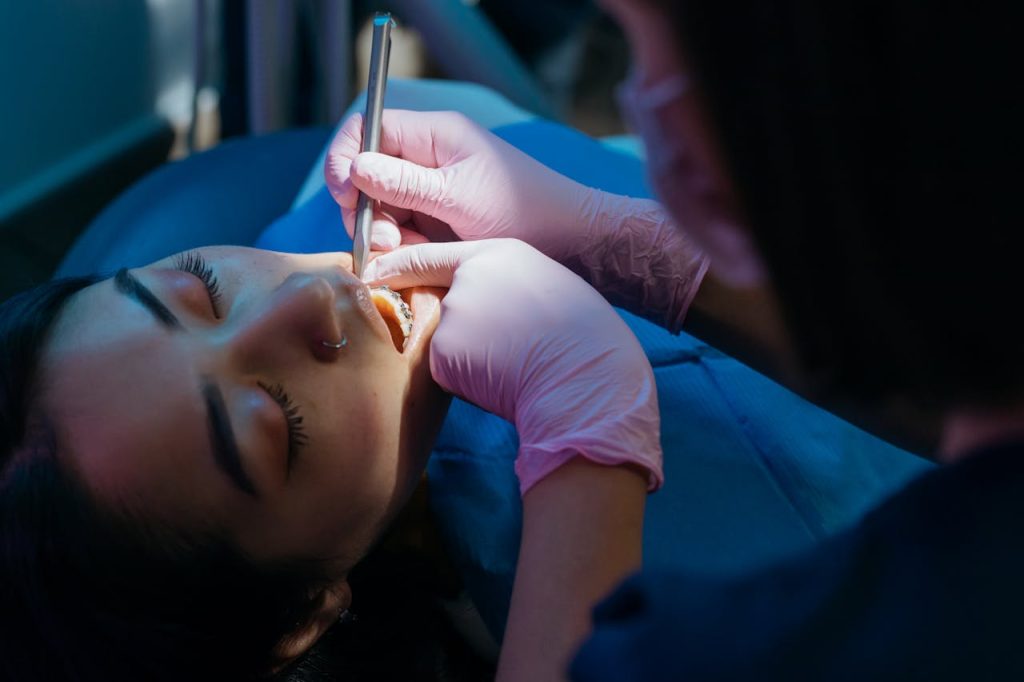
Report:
56,128,329,278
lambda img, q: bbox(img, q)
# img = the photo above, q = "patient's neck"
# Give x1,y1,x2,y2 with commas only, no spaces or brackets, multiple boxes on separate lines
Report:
940,402,1024,463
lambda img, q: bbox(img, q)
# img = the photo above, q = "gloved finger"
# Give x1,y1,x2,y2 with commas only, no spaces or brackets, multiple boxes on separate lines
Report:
371,213,452,247
340,204,405,250
350,152,448,217
328,110,455,206
375,109,465,167
327,109,472,207
327,169,359,211
369,218,402,250
324,112,365,205
343,197,411,233
361,241,480,289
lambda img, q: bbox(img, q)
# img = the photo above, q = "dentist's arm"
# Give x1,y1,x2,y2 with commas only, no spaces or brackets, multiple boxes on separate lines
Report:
326,110,802,386
363,239,660,680
500,458,646,682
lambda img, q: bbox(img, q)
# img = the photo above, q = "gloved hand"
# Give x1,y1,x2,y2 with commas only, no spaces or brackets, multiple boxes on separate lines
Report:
325,109,709,332
363,238,663,495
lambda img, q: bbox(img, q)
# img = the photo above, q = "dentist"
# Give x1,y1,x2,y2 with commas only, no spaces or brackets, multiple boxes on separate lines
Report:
327,1,1024,680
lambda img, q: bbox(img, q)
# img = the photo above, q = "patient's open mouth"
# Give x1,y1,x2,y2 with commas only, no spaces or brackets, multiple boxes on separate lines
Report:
370,285,413,353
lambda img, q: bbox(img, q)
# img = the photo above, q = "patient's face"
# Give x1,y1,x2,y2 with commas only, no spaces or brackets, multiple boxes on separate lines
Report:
40,246,448,569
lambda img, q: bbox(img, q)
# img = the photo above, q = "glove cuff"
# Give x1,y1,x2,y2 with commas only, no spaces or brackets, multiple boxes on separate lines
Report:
568,191,710,334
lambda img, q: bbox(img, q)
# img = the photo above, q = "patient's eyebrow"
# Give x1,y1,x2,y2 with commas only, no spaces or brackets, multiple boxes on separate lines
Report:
113,268,181,329
202,380,259,498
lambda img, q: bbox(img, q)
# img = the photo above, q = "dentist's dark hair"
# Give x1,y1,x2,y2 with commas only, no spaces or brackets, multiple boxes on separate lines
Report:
653,0,1022,411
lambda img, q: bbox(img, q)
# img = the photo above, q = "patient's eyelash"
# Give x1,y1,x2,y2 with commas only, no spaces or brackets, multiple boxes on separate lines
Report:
173,251,223,317
257,381,309,475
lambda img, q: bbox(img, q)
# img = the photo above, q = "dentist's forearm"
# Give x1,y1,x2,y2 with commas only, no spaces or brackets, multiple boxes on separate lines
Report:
564,189,801,388
496,457,647,682
563,190,709,334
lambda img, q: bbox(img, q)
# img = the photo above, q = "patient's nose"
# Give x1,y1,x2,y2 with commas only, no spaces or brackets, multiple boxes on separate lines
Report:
224,272,342,367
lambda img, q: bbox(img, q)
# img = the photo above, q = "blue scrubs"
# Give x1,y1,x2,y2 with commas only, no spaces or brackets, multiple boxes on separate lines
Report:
572,439,1024,681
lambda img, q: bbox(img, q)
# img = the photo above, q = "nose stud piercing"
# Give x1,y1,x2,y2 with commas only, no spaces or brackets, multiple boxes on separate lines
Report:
321,336,348,350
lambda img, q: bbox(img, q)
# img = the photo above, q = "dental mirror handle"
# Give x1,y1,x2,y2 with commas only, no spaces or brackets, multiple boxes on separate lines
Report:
352,12,395,279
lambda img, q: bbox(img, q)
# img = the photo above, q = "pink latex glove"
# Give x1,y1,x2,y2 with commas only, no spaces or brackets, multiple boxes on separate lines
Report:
325,109,709,333
363,238,663,495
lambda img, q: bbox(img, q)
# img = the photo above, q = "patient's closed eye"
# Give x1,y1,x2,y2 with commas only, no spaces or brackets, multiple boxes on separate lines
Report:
258,381,309,476
174,251,223,318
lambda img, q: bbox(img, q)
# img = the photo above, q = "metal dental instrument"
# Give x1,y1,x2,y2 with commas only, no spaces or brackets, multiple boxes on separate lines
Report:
352,12,396,280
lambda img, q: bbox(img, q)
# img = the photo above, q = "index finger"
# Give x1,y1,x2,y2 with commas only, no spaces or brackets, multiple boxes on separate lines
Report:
324,112,367,208
325,109,472,210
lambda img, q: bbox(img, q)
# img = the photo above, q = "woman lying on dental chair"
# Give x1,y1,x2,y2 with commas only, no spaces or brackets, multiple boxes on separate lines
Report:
1,226,660,681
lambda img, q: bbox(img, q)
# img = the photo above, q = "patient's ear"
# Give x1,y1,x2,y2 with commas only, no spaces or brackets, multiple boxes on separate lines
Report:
271,579,352,670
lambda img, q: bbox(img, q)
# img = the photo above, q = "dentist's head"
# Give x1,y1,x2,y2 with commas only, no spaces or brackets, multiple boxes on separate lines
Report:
601,0,1023,428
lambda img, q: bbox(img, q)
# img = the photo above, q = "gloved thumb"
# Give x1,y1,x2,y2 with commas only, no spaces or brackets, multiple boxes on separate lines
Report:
350,152,448,216
362,241,479,289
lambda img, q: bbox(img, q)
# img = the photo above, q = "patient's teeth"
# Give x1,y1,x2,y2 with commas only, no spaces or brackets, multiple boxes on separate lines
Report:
370,285,413,351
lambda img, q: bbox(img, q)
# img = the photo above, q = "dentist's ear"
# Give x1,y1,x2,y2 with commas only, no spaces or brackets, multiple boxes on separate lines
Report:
270,580,352,672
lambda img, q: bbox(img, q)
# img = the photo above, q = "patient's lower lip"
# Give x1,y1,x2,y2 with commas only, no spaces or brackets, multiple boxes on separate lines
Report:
403,289,440,355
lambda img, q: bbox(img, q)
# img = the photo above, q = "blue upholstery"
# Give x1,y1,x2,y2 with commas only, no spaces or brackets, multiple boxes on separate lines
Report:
57,128,330,277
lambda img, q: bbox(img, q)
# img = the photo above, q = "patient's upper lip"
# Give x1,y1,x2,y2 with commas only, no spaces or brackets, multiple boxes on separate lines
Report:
331,267,393,349
352,281,393,346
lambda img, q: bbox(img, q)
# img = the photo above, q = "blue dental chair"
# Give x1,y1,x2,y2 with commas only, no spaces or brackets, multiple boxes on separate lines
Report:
56,128,331,278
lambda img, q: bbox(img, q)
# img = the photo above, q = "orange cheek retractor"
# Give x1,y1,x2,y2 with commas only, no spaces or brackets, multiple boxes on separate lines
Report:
370,285,412,352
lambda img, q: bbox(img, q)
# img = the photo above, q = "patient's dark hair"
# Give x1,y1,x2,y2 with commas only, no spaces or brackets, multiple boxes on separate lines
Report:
653,0,1022,410
1,279,492,681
